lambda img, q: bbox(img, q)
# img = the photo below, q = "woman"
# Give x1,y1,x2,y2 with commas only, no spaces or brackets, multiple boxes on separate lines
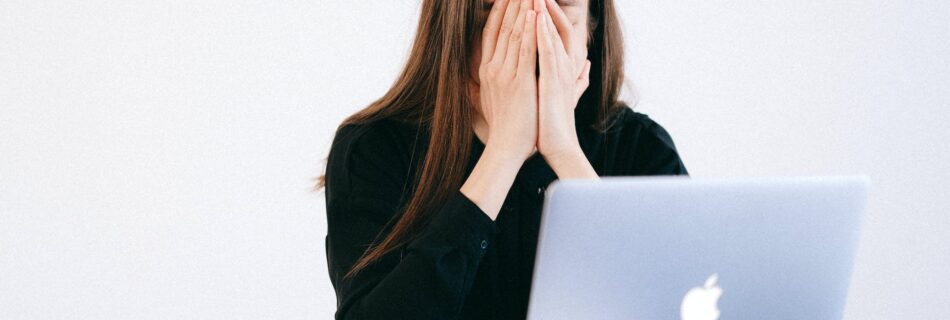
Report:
319,0,688,318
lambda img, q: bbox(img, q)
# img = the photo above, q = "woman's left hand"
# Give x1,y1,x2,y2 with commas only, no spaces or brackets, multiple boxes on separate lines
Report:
536,0,591,162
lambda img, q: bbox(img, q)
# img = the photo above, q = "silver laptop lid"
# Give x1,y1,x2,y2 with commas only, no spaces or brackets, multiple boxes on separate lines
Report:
527,176,869,320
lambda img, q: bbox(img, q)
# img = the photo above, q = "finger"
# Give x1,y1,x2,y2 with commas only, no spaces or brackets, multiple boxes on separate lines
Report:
517,10,538,76
502,0,532,72
543,11,567,68
480,0,509,65
573,46,588,77
544,13,574,77
545,0,584,71
575,59,591,98
545,0,573,53
492,0,523,64
537,10,558,79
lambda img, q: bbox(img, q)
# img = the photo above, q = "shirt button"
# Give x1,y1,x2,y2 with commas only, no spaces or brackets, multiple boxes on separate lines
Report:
480,240,488,249
537,186,544,195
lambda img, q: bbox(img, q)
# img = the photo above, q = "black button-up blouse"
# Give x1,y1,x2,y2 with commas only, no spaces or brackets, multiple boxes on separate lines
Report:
324,106,690,319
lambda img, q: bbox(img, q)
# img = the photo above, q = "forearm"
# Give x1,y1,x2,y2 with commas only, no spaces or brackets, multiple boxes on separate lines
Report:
330,192,497,320
334,166,508,320
460,143,525,220
337,250,474,319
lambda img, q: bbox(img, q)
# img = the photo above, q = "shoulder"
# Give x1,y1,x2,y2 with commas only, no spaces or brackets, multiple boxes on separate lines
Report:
613,106,680,151
329,117,423,166
600,105,689,175
330,118,419,157
325,117,422,200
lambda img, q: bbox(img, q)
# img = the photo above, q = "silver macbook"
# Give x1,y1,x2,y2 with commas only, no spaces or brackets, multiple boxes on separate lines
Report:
527,176,869,320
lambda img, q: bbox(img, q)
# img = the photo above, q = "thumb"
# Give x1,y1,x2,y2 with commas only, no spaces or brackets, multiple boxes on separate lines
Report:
575,59,591,100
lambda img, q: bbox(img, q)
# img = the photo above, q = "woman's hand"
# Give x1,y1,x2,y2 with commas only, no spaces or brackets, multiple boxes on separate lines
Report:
535,0,590,161
477,0,540,162
462,0,544,220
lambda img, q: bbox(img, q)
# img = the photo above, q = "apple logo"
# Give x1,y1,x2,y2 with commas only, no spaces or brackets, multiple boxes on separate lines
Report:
680,273,722,320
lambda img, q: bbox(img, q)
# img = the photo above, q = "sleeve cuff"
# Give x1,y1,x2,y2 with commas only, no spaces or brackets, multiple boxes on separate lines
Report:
412,190,500,257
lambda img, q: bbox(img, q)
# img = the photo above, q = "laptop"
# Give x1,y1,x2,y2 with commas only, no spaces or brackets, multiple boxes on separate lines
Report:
526,176,870,320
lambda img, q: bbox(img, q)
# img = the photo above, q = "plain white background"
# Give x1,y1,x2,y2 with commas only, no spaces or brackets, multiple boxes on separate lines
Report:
1,1,947,319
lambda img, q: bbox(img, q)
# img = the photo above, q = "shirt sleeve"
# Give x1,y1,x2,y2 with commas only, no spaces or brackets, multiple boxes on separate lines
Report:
324,123,499,320
627,113,690,176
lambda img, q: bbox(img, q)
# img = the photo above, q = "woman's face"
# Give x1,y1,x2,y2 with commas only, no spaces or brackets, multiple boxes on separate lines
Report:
471,0,592,85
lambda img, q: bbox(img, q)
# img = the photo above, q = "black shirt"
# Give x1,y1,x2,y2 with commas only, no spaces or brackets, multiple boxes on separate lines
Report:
324,106,689,319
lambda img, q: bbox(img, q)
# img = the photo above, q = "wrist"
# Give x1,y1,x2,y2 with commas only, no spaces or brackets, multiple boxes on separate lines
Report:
482,142,530,166
542,144,585,168
462,142,527,220
484,132,533,163
545,148,599,180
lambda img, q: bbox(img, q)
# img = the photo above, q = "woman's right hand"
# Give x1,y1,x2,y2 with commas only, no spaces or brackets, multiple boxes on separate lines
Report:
477,0,540,162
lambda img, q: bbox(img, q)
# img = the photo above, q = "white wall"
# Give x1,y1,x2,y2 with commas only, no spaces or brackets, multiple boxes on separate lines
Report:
1,1,947,319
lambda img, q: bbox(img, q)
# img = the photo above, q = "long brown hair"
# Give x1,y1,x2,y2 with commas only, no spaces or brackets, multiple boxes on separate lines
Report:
316,0,628,278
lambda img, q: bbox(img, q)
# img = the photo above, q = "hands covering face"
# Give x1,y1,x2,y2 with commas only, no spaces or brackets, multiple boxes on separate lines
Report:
477,0,591,162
